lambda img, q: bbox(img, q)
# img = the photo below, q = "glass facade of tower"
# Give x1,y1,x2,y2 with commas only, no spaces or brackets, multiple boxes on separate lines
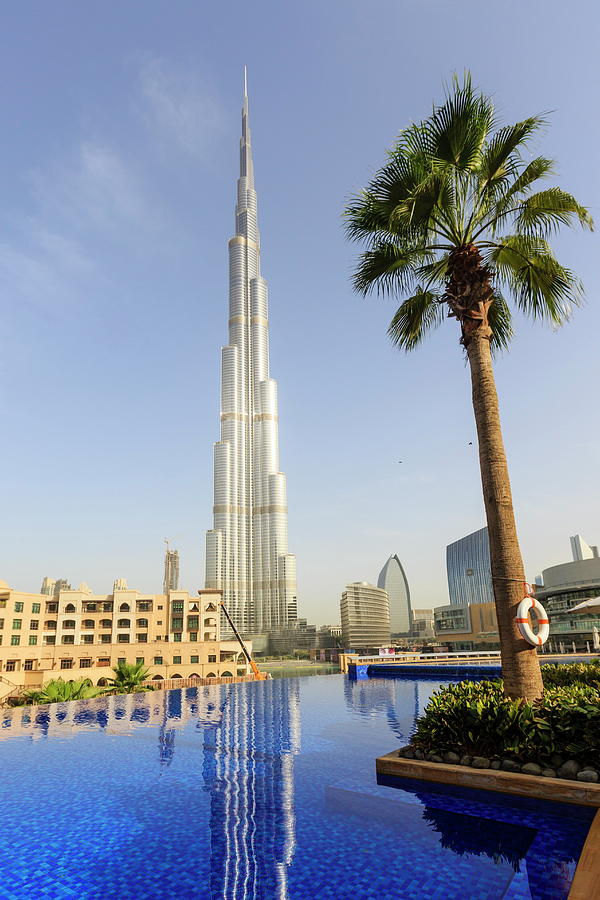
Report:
446,526,494,606
377,554,412,635
204,82,297,637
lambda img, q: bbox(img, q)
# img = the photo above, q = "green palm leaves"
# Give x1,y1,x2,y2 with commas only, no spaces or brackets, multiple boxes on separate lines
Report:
345,73,592,349
108,660,154,693
21,678,107,704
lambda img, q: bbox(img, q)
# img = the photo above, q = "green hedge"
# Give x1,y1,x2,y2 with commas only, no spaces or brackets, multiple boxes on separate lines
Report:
541,660,600,688
412,679,600,768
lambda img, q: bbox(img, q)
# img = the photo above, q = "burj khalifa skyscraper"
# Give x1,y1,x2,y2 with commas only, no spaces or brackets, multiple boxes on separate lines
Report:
204,73,297,637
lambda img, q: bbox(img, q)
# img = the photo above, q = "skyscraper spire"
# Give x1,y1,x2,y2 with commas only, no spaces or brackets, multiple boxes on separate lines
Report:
205,73,297,637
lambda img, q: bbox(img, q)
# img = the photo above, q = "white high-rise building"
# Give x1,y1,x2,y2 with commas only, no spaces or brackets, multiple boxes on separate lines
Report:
205,75,297,637
163,549,180,594
340,582,391,650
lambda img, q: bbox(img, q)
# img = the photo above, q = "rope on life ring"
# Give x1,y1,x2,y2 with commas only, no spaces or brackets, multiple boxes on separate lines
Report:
516,595,549,646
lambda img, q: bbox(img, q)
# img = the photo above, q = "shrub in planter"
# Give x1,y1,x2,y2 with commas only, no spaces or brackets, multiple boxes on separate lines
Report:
541,661,600,688
412,680,600,769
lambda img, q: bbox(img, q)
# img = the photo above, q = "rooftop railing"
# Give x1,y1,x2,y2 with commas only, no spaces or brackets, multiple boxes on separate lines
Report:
346,650,501,666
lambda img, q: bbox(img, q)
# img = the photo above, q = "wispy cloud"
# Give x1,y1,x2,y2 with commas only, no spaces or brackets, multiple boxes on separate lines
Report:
0,140,164,316
31,142,157,238
138,57,225,157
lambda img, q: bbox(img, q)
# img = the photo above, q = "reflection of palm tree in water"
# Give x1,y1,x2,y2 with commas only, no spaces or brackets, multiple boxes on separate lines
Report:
343,678,420,743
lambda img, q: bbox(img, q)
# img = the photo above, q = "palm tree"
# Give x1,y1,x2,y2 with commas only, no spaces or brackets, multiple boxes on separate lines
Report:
21,678,106,705
345,75,592,700
108,661,154,694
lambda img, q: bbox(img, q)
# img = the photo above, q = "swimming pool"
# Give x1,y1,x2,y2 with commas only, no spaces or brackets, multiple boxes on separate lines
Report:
0,675,593,899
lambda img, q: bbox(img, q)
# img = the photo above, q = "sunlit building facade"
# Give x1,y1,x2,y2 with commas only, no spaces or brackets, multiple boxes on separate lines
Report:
205,77,297,638
0,580,251,693
340,582,390,650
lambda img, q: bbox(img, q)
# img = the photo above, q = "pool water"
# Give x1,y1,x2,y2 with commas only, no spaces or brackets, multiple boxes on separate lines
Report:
0,675,593,899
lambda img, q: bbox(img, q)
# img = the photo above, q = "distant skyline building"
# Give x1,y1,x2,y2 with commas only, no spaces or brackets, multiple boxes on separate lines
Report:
446,526,494,606
340,582,390,650
204,74,297,637
377,555,412,635
536,535,600,654
163,549,180,594
411,608,436,640
570,533,599,562
40,577,56,596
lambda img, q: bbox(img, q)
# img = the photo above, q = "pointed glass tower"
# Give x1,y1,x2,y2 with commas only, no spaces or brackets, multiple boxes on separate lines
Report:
205,74,297,637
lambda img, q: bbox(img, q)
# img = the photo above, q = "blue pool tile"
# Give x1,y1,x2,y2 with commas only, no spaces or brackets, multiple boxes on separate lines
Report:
0,675,592,899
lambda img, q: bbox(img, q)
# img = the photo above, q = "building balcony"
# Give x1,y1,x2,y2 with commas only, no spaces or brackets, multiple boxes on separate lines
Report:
550,618,600,634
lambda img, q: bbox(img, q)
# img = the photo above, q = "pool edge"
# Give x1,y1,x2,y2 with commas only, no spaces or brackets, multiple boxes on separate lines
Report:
568,808,600,899
375,751,600,807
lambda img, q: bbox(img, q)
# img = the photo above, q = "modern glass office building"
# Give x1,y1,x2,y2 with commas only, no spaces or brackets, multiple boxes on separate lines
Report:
377,554,412,635
446,526,494,606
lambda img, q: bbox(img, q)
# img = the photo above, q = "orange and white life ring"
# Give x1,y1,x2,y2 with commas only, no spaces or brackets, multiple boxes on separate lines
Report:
516,596,549,646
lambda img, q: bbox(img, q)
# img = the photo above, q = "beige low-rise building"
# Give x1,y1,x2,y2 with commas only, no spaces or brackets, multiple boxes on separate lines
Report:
0,580,251,698
433,601,499,650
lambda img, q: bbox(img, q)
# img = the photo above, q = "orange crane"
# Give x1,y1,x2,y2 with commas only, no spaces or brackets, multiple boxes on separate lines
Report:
219,600,269,681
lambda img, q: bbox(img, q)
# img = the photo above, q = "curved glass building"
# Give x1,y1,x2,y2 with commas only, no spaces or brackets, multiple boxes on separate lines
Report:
446,526,494,606
377,555,412,635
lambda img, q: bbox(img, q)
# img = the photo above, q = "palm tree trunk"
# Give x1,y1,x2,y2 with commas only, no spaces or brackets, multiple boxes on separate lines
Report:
466,331,544,701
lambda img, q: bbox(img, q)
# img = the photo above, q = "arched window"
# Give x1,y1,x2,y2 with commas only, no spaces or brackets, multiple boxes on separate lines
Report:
189,673,200,679
152,674,163,681
119,603,130,612
63,620,76,629
65,604,76,613
100,619,112,629
205,602,217,612
206,672,216,679
44,620,57,630
137,618,148,628
172,673,182,679
221,671,233,678
97,678,108,686
204,617,217,627
82,620,95,630
117,619,130,628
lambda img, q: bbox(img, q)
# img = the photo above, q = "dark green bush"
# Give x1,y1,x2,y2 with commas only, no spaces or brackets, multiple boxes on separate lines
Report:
412,679,600,767
541,660,600,688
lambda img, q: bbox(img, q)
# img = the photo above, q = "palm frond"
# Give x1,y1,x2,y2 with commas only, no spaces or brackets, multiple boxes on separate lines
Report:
515,187,594,235
488,290,514,352
415,254,450,290
416,74,495,170
478,118,545,191
352,242,431,296
486,234,584,324
388,288,444,351
345,192,395,242
504,156,555,198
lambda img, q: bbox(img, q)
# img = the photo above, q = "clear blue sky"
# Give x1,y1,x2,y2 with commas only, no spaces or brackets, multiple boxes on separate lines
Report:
2,1,598,624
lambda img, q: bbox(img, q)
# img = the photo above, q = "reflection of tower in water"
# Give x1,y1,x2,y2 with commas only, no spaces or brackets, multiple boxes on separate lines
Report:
343,677,421,743
202,679,301,900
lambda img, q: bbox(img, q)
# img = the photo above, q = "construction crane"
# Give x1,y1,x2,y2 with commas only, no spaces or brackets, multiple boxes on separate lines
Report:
217,599,269,681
